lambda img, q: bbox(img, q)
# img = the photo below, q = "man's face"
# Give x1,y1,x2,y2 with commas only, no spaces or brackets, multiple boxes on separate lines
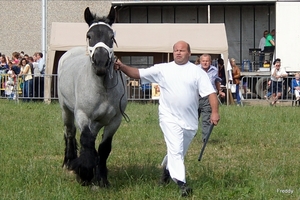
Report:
271,30,275,36
274,62,281,70
200,56,211,71
173,41,191,65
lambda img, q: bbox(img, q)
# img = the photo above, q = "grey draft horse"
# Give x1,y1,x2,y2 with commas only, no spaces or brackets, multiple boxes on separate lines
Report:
57,6,127,187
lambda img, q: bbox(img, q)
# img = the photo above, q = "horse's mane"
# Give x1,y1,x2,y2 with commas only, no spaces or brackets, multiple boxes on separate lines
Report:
90,14,110,25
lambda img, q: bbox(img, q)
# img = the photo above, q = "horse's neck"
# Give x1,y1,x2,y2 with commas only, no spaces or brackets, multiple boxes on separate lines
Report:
88,68,118,90
104,71,119,89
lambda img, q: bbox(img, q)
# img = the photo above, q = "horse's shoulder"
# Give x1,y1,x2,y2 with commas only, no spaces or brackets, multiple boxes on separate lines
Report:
65,47,87,57
58,46,89,74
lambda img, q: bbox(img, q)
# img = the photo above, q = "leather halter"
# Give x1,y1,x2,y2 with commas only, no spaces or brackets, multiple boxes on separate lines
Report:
87,22,114,62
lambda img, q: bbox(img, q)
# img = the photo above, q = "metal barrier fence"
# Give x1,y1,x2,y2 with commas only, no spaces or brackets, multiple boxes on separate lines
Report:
1,73,298,106
240,76,298,105
0,74,56,102
0,74,153,102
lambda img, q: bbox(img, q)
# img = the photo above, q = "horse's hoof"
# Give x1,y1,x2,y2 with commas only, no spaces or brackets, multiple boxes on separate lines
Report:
62,164,73,171
101,180,110,188
91,185,100,191
76,174,92,186
94,179,110,188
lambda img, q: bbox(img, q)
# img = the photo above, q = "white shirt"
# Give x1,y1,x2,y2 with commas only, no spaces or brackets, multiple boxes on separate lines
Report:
271,67,287,82
259,36,266,51
37,58,45,74
198,65,221,91
139,61,215,130
32,62,41,76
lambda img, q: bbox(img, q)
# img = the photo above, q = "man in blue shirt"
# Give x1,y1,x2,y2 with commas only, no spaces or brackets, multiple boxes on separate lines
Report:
196,54,224,142
36,52,45,98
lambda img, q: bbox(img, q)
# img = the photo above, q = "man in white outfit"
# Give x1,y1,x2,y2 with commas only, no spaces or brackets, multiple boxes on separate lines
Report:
114,41,220,197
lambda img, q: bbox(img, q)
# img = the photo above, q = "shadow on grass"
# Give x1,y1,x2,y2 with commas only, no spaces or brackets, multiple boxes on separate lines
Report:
107,164,162,188
207,138,223,144
189,166,253,198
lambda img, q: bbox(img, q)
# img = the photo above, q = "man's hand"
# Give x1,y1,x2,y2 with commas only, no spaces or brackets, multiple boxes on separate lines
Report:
210,112,220,125
208,93,220,125
114,59,123,71
114,59,140,79
218,91,225,98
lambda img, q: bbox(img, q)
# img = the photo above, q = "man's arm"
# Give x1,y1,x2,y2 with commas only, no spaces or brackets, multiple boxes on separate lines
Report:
208,93,220,125
270,39,275,46
115,59,140,79
215,81,225,98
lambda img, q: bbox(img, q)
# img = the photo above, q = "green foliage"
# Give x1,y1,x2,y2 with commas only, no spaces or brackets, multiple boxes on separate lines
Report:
0,100,299,199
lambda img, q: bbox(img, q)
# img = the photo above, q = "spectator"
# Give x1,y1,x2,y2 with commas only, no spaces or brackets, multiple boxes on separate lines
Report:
114,41,220,197
35,52,45,98
230,58,241,105
6,62,16,83
28,56,41,99
291,73,300,101
259,30,269,52
265,29,275,47
11,52,20,65
264,79,272,100
264,29,275,61
20,51,25,58
258,30,269,67
263,61,272,100
270,58,287,106
217,58,226,86
5,62,17,99
0,55,9,71
24,54,29,61
11,61,20,75
195,54,224,142
0,55,9,95
18,58,33,102
36,52,45,74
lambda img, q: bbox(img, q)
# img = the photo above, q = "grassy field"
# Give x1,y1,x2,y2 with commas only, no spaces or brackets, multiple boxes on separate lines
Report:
0,100,299,199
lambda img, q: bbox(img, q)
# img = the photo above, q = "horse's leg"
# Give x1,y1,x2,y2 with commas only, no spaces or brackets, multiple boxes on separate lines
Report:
62,108,78,169
96,119,122,187
70,112,98,186
96,134,113,187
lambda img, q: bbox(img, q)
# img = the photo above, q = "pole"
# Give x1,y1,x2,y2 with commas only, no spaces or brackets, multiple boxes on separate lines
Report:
198,123,214,161
42,0,47,61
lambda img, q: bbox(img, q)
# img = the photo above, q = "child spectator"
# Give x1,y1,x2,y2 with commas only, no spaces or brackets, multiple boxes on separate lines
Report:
291,73,300,101
5,62,17,99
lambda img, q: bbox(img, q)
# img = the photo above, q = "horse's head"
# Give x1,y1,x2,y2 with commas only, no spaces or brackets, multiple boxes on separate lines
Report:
84,7,116,76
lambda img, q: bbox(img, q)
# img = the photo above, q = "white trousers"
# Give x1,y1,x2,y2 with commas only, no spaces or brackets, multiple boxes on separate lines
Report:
160,119,197,183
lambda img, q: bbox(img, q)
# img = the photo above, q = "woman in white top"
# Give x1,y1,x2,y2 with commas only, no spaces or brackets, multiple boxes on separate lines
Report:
270,58,287,105
18,58,33,101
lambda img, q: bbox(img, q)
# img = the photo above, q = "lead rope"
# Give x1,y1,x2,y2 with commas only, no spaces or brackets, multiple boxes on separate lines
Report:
115,56,130,122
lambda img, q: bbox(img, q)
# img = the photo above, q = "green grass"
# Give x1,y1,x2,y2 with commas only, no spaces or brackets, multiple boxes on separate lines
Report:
0,100,299,199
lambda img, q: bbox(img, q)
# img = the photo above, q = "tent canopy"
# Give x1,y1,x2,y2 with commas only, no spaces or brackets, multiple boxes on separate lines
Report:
45,23,228,100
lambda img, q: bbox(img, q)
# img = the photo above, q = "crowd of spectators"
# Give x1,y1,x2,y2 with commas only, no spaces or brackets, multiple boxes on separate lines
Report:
0,51,45,101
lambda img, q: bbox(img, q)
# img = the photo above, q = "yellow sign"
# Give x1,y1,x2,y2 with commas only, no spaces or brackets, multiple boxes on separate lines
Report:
151,83,160,99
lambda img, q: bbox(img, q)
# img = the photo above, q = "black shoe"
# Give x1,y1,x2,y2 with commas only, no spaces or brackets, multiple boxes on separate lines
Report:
178,181,193,197
159,165,170,185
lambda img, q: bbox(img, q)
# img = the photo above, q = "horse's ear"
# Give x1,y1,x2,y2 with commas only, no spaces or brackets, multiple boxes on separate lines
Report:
106,6,116,26
84,7,95,26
